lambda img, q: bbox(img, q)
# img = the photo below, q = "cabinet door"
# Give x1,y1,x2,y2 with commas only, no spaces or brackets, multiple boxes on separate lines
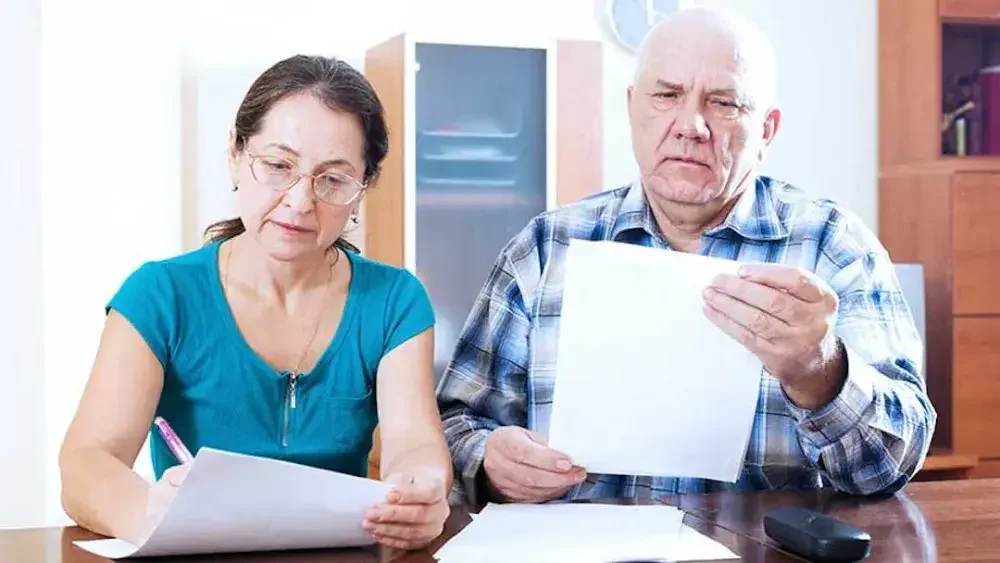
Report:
953,317,1000,457
952,172,1000,315
880,171,954,448
413,43,548,380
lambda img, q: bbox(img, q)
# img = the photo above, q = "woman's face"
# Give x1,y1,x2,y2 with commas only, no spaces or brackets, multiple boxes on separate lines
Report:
228,92,367,262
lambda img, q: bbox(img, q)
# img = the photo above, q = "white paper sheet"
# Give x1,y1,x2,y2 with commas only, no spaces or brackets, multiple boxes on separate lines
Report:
435,503,737,562
74,448,390,559
548,239,763,482
671,525,742,560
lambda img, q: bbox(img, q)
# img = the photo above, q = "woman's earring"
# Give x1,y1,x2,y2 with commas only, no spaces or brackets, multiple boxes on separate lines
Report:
232,182,239,192
345,212,360,233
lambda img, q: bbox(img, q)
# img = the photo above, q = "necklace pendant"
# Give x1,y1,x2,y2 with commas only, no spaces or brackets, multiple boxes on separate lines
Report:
289,373,299,409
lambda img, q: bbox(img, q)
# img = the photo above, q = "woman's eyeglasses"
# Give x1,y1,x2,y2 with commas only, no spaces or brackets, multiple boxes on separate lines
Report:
246,152,366,206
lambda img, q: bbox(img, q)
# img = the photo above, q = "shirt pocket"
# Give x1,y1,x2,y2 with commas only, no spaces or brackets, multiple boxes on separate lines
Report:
323,387,378,451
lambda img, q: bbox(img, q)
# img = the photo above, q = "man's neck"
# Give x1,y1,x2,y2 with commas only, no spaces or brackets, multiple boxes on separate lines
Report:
645,196,735,253
643,182,749,254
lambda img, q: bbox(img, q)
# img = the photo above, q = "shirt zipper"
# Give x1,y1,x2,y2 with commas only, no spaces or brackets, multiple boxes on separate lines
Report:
281,373,299,447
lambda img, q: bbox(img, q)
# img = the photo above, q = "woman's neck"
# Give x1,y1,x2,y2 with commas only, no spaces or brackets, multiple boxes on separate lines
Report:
225,235,336,310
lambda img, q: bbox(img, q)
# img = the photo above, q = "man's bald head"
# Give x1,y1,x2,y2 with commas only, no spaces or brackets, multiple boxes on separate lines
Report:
634,7,777,113
625,6,781,226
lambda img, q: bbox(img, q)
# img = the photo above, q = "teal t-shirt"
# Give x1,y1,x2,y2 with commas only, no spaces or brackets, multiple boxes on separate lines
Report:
107,240,435,479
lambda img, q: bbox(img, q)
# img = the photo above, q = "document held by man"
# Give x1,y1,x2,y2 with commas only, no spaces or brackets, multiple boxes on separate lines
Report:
548,239,763,482
74,448,390,559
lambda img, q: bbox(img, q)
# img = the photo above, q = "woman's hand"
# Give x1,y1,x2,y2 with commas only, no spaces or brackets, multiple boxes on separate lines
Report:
140,464,189,542
362,474,450,551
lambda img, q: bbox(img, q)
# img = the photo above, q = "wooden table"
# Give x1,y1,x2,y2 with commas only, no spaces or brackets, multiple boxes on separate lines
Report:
679,478,1000,562
4,479,999,562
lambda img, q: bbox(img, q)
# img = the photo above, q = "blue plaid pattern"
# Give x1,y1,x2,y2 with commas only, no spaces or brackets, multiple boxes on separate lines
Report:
436,176,936,505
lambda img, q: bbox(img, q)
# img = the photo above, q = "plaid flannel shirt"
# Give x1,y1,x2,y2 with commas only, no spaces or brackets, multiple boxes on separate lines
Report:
436,176,936,505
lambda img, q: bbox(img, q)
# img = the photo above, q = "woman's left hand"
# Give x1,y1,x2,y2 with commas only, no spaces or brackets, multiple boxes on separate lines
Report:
362,474,450,550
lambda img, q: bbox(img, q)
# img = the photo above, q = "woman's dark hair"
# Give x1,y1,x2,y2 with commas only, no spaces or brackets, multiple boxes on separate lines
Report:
203,55,389,254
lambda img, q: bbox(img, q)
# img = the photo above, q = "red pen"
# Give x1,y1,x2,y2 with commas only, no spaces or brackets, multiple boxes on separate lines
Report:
153,416,194,464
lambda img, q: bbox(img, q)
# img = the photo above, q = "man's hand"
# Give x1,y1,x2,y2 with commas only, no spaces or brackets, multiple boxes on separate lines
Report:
702,263,847,410
483,427,587,503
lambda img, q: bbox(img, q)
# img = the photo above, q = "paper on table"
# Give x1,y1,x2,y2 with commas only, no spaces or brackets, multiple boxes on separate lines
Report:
436,530,738,562
671,525,741,560
548,239,763,482
435,503,737,562
435,503,685,562
74,448,390,559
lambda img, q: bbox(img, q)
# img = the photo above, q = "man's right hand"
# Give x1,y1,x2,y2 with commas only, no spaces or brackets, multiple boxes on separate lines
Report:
482,426,587,503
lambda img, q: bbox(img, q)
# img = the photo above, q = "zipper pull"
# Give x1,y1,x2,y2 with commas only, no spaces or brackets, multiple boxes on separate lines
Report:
289,373,298,409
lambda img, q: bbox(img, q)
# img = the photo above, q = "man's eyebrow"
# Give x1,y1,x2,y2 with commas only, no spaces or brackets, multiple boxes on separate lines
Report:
654,79,685,90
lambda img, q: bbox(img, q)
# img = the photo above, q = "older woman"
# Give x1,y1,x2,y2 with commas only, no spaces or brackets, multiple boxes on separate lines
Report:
58,55,450,551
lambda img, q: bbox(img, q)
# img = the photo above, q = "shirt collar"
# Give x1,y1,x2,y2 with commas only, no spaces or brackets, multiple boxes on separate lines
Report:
611,175,790,243
711,175,791,241
610,179,657,241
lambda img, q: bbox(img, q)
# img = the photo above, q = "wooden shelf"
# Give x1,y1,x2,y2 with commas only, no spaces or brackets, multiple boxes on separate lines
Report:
941,0,1000,23
921,449,979,472
939,156,1000,172
880,156,1000,176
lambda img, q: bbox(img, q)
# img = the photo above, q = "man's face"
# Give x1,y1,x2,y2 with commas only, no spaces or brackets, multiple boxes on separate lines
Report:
627,34,778,208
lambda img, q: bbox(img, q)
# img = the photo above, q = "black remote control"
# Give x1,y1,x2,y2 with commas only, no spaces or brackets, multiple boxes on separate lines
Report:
763,507,872,562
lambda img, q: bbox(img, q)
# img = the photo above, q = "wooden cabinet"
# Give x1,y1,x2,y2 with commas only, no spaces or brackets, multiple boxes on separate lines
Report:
953,173,1000,314
363,34,603,382
953,317,1000,457
880,0,1000,477
881,168,1000,471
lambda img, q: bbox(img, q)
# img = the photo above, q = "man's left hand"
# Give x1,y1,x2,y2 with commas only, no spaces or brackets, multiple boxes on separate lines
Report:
702,263,846,410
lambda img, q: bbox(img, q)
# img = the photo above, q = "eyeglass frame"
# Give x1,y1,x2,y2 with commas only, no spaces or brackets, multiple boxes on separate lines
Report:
242,148,369,207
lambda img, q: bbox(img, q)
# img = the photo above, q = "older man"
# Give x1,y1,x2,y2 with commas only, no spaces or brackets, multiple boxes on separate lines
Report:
436,8,935,505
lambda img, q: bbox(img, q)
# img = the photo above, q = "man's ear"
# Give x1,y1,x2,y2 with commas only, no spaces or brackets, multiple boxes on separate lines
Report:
626,85,635,121
762,107,781,146
758,107,781,160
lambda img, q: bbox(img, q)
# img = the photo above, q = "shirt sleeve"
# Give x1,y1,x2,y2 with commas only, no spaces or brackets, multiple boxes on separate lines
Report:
105,261,178,368
382,269,436,355
436,249,533,506
786,222,936,495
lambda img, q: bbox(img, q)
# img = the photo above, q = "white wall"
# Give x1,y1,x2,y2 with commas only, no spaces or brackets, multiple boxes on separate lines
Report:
37,0,182,526
2,0,877,528
0,0,45,530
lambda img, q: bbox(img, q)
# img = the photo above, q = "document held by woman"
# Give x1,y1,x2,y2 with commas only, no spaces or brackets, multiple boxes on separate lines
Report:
74,448,390,559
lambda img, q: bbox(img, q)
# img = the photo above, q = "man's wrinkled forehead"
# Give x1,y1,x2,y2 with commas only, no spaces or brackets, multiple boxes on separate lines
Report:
640,39,750,83
633,11,777,109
